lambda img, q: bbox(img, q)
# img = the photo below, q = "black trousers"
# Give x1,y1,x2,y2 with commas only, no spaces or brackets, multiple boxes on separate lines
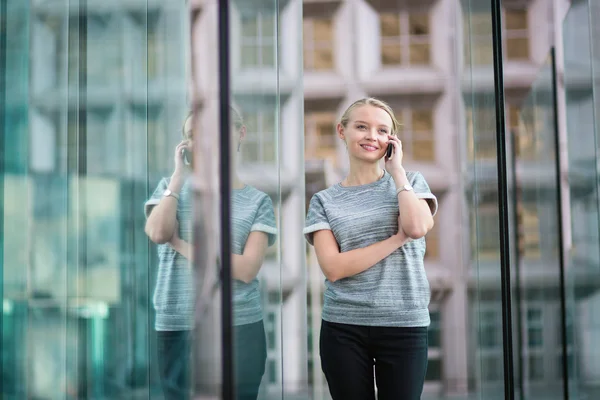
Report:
320,320,428,400
156,320,267,400
157,330,192,400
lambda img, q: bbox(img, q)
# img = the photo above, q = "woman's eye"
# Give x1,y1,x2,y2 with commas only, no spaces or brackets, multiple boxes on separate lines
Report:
379,129,388,134
357,125,366,130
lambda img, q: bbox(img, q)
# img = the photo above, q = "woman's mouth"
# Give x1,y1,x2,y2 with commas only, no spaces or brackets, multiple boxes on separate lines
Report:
360,144,378,152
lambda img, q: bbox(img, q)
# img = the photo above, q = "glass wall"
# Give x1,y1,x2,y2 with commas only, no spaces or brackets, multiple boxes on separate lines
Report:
1,0,190,398
515,51,567,399
5,0,600,399
2,0,304,399
462,0,509,398
563,1,600,399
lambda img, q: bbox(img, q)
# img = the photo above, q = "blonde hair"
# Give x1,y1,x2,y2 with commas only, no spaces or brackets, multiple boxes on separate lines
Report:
340,97,400,135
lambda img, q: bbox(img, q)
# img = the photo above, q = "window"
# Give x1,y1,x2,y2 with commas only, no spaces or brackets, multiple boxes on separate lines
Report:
426,310,442,382
471,202,500,261
524,305,546,381
428,310,441,348
304,111,337,163
263,301,281,386
147,24,161,79
466,104,524,161
465,8,529,66
241,109,276,164
395,108,435,162
517,201,541,260
504,9,529,61
87,17,122,86
145,109,170,177
478,307,503,382
380,11,431,66
510,104,534,160
465,106,496,161
425,219,439,261
240,12,276,68
526,308,543,347
303,17,334,71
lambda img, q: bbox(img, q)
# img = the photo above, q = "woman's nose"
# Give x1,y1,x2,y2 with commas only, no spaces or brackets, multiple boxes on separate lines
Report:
365,128,377,139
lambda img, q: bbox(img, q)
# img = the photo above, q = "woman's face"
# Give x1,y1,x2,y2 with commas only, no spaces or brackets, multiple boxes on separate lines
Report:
338,105,393,163
230,124,246,159
183,116,193,142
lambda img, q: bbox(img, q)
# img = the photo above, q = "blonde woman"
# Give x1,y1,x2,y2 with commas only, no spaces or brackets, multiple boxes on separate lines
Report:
304,98,438,400
145,108,276,400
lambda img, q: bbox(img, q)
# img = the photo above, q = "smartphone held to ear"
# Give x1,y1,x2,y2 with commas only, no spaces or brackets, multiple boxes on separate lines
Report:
385,143,394,159
182,148,193,165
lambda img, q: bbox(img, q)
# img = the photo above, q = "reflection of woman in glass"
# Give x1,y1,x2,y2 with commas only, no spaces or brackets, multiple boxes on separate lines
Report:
303,98,438,400
144,108,276,400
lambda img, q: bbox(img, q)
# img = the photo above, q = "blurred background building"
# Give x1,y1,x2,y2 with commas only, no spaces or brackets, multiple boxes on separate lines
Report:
3,0,600,399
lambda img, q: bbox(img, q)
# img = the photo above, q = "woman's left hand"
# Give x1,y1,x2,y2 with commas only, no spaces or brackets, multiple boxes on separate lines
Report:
384,135,404,175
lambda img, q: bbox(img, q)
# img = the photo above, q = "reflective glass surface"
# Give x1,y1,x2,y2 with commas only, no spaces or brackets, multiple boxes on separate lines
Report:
462,0,507,398
563,1,600,399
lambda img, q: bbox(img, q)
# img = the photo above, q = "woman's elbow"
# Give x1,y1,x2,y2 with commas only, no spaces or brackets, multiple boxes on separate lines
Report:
405,224,430,240
321,265,342,283
145,225,172,244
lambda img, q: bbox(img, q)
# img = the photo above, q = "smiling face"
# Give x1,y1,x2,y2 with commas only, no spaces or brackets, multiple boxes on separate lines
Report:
338,104,395,163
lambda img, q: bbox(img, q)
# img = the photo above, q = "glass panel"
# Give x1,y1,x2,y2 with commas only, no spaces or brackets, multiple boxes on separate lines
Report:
382,44,402,66
408,13,429,36
563,1,600,399
2,1,190,398
303,16,335,72
409,42,431,65
380,13,400,37
229,0,304,398
506,37,529,61
505,9,527,31
463,0,507,397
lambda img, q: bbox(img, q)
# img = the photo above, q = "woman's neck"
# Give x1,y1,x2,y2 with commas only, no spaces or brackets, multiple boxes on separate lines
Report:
342,162,384,187
232,174,246,190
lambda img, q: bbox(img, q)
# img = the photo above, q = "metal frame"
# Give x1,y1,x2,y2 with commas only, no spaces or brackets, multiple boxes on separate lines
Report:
551,46,570,400
218,1,234,399
490,0,515,399
0,0,6,392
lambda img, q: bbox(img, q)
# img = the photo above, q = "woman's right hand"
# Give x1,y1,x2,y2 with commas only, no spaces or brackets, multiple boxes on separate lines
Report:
174,140,190,176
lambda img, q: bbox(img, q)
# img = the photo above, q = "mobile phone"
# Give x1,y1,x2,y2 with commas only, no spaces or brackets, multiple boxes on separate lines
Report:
183,148,193,165
385,143,394,159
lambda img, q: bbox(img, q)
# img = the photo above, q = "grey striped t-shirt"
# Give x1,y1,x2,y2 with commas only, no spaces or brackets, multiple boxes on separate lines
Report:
303,171,438,327
145,178,277,330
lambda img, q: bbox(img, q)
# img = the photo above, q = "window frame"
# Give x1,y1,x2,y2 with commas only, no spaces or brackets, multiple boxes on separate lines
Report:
379,11,432,67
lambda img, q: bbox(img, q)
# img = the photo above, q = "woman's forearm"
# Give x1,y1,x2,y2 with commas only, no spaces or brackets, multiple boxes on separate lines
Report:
232,253,263,284
392,169,434,239
145,177,185,244
315,232,407,282
169,237,193,261
169,239,264,283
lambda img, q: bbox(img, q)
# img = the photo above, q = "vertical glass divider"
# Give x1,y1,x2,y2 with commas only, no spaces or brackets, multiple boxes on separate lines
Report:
490,0,515,398
218,1,233,399
0,0,6,390
509,130,524,399
551,46,570,400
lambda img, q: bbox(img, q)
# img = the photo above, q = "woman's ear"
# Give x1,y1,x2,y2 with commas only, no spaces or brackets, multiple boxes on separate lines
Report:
337,123,344,141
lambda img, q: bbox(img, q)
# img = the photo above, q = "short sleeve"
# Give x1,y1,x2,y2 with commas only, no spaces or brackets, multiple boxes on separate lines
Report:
251,195,278,247
410,172,438,217
144,178,168,219
303,194,331,246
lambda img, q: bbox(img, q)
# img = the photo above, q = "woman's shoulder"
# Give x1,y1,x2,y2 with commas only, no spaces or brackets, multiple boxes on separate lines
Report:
310,184,343,205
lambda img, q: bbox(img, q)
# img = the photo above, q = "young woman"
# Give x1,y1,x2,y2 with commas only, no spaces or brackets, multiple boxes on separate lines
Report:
303,98,438,400
144,108,277,400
